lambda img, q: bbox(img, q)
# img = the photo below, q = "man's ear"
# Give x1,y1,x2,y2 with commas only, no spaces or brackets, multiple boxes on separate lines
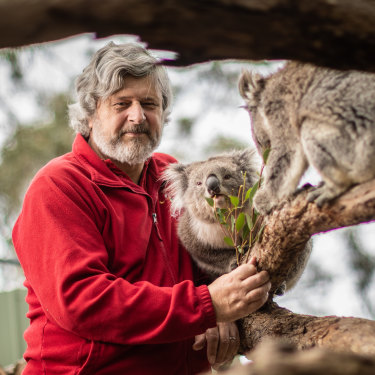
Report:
162,163,188,213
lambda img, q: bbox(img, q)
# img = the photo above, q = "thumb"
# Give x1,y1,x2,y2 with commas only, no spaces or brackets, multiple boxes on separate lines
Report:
192,333,206,351
248,256,258,267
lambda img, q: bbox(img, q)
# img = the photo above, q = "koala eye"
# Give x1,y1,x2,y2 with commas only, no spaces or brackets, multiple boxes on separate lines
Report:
196,181,202,186
223,174,231,180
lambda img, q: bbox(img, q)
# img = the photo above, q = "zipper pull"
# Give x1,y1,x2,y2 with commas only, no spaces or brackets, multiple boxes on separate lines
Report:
152,212,163,240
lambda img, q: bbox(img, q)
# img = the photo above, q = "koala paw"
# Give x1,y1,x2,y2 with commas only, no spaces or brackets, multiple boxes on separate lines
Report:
293,183,313,196
307,184,344,207
253,190,277,215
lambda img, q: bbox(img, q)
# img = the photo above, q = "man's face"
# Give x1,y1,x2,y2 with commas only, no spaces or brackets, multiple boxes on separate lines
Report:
89,75,164,165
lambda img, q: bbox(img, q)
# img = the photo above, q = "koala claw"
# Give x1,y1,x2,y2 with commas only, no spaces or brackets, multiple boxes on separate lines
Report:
274,282,286,296
307,185,340,207
306,188,321,204
294,183,313,195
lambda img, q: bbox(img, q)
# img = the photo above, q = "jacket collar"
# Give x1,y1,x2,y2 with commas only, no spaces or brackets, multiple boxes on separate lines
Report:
72,133,159,191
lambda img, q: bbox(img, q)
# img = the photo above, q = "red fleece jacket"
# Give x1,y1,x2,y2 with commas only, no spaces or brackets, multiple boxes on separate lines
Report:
12,134,216,375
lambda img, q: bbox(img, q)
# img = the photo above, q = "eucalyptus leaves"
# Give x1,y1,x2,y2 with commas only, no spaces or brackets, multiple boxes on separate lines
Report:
205,148,270,265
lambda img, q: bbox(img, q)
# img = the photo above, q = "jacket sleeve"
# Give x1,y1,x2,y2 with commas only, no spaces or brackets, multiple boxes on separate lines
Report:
12,173,217,345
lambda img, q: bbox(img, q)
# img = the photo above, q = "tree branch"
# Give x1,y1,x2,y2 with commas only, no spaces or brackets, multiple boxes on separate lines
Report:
1,1,375,71
253,179,375,293
238,180,375,356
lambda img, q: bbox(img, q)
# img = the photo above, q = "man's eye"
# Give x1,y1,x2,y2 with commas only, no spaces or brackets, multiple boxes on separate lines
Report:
142,102,158,108
114,102,128,107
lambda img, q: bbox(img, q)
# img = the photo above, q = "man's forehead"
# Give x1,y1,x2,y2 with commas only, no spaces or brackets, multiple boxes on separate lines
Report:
113,75,161,97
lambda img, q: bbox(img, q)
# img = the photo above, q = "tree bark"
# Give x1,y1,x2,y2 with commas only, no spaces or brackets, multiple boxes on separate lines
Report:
216,339,375,375
236,180,375,358
252,180,375,295
239,302,375,355
1,1,375,71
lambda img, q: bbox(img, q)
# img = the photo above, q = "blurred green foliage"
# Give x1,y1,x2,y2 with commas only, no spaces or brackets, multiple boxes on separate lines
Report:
0,93,74,224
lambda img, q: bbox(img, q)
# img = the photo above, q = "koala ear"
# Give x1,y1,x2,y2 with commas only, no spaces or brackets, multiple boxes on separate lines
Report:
238,69,264,109
234,148,261,185
162,163,189,213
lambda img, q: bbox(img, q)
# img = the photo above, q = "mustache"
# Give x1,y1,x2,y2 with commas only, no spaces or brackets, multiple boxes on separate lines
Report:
118,124,151,137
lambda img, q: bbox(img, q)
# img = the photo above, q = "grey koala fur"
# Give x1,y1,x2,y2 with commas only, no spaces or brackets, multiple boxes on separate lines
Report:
163,149,312,292
163,149,260,280
239,61,375,215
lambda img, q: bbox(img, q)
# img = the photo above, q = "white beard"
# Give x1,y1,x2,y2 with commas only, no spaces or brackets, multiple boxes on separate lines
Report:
91,118,161,165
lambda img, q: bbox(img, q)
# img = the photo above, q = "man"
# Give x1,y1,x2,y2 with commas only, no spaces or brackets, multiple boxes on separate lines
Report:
12,42,271,374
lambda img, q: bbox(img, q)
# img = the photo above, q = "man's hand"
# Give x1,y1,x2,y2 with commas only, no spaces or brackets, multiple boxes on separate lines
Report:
207,257,271,322
192,322,240,370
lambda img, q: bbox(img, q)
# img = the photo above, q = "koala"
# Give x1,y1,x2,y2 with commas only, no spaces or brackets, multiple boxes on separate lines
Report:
239,61,375,215
163,149,260,280
163,149,312,293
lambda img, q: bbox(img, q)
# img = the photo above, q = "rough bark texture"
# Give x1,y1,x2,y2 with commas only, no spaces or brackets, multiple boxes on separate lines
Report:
252,180,375,294
233,180,375,370
239,302,375,355
1,0,375,71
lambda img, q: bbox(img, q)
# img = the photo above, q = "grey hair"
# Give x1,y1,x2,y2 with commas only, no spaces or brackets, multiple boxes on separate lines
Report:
68,42,173,136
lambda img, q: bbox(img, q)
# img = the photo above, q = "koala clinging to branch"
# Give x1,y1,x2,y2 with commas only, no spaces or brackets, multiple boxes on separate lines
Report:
239,62,375,215
163,149,312,293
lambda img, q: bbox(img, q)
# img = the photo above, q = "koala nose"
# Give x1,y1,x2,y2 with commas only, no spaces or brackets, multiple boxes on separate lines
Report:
206,174,221,195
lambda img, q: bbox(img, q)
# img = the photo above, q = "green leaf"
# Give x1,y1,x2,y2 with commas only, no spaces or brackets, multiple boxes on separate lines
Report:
224,236,234,247
245,213,253,230
237,246,244,254
262,148,271,164
205,197,214,207
248,181,259,204
229,195,239,208
236,212,245,232
242,223,250,240
217,209,227,225
244,188,252,202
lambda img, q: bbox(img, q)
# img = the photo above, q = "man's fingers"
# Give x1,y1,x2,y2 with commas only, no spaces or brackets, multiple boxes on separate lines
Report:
242,270,270,290
248,256,257,267
245,280,271,300
208,261,271,323
245,288,270,312
227,323,240,360
206,327,219,365
233,263,258,280
192,333,206,351
214,323,230,364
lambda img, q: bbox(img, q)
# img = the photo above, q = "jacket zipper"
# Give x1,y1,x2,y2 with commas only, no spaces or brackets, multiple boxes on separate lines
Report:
152,212,177,284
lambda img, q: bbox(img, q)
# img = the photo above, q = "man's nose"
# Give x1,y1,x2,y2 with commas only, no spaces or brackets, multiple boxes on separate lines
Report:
128,102,146,124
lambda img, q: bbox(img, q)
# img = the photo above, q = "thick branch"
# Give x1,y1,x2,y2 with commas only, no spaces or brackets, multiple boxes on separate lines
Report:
237,180,375,356
252,179,375,293
239,302,375,355
1,1,375,71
